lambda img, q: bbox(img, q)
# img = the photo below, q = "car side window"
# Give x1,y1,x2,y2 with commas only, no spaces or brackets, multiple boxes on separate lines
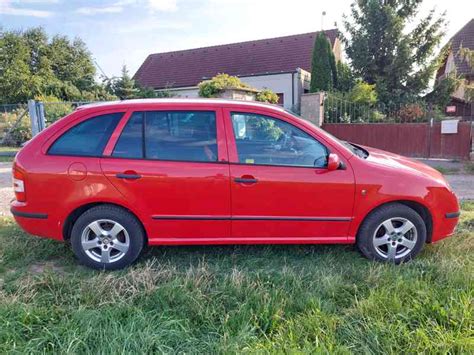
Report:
113,112,144,158
231,112,328,168
144,111,217,162
112,111,218,162
48,113,123,157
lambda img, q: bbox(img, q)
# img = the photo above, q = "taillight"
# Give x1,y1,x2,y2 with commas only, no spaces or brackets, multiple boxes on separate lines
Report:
13,167,26,202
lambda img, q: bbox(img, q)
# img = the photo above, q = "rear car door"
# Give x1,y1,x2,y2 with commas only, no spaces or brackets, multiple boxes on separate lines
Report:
224,108,355,242
100,107,231,241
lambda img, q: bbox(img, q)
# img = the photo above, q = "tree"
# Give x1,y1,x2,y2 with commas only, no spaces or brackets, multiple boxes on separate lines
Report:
335,61,355,92
136,85,172,98
459,47,474,102
348,80,377,105
104,66,175,99
105,65,139,100
342,0,446,108
310,33,337,92
0,27,99,103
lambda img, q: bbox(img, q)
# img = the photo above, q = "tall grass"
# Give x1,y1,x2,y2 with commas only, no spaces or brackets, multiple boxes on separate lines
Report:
0,202,472,353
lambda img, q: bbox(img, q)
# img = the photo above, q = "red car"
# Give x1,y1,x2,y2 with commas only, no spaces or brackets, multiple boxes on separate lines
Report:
11,99,459,269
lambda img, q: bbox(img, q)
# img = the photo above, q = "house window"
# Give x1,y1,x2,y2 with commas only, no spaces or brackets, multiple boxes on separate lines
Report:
276,93,284,106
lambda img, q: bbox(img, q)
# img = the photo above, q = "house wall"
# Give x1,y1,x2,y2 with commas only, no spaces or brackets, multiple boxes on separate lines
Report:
163,70,311,111
167,87,200,98
332,38,342,62
239,73,294,109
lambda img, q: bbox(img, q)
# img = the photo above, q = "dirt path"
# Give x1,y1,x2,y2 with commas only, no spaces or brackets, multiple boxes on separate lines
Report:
0,162,472,216
445,174,474,200
0,163,13,216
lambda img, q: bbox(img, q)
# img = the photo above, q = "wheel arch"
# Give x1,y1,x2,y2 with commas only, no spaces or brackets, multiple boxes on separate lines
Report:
356,200,433,243
62,202,148,243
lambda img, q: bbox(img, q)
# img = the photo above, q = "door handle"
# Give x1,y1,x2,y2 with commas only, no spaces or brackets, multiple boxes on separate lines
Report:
116,173,142,180
234,177,258,184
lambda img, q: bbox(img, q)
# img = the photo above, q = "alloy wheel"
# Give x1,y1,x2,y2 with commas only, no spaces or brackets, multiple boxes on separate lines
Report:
81,219,130,263
372,217,418,261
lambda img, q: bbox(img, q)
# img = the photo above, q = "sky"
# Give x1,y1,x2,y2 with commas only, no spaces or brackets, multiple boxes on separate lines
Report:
1,0,473,79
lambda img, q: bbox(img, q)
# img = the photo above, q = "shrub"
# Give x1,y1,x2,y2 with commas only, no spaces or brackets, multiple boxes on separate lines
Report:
36,95,74,125
199,74,279,105
347,81,377,106
198,73,251,98
1,109,32,146
397,103,426,122
255,89,279,104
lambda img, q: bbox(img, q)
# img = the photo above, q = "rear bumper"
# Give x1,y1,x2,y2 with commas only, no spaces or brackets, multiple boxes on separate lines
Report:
10,207,48,219
10,203,62,241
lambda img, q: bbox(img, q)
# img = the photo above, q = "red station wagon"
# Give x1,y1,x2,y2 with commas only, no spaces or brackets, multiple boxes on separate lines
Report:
11,99,460,269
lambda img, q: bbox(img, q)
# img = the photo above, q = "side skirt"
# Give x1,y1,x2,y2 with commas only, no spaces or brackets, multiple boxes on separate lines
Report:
147,236,354,246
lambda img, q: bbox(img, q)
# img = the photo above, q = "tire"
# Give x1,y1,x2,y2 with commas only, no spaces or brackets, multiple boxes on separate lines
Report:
70,205,145,270
357,203,426,264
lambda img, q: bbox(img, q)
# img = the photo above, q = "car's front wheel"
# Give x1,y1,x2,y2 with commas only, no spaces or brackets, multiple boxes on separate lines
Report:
70,205,145,270
357,203,427,264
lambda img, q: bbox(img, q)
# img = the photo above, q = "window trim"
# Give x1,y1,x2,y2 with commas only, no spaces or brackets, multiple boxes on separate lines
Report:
228,111,330,169
46,112,125,158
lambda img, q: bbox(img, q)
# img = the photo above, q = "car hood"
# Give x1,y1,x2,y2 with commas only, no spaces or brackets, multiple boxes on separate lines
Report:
358,145,446,184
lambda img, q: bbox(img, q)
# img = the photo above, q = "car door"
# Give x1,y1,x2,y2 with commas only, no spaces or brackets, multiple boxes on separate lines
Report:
100,107,231,241
224,108,355,242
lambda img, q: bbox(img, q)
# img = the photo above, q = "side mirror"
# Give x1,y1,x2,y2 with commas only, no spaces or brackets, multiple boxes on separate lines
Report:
327,153,341,171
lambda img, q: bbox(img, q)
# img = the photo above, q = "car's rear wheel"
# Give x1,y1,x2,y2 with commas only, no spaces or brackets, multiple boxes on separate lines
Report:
70,205,145,270
357,203,426,264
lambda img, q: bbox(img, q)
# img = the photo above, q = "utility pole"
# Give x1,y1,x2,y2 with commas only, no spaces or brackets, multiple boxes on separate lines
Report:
321,11,326,31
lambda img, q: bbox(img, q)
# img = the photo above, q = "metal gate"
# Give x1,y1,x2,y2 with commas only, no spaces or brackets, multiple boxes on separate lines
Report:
321,93,473,160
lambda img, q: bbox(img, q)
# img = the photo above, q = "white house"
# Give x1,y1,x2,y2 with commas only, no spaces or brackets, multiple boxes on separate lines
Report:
133,29,341,110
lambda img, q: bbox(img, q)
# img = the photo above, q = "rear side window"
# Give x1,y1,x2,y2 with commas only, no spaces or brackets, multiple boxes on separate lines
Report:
48,113,123,157
112,111,217,162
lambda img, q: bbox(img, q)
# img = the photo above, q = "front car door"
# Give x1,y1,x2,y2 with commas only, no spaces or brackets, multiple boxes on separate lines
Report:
224,107,355,243
100,106,231,242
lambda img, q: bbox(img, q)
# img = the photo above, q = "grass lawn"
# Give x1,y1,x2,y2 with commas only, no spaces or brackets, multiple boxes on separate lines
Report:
0,156,14,163
0,146,19,152
0,202,472,353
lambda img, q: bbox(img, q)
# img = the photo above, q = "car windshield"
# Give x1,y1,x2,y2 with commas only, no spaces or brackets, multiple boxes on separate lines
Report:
284,109,369,159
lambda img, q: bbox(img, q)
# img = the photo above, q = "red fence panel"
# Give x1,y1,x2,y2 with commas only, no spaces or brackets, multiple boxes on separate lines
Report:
428,122,472,159
322,122,472,160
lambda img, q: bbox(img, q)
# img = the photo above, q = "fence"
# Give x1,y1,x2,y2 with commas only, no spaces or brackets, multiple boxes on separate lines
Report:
324,92,451,124
319,93,473,160
0,100,93,146
323,122,472,160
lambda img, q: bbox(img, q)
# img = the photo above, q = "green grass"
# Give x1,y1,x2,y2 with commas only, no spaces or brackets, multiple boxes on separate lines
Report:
0,146,18,162
464,162,474,175
433,166,460,175
0,202,473,353
0,146,19,152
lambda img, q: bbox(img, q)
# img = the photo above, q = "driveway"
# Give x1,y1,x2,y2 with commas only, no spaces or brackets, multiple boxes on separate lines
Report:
0,162,473,216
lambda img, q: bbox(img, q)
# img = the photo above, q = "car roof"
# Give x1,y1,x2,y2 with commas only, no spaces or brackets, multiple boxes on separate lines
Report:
76,98,287,113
